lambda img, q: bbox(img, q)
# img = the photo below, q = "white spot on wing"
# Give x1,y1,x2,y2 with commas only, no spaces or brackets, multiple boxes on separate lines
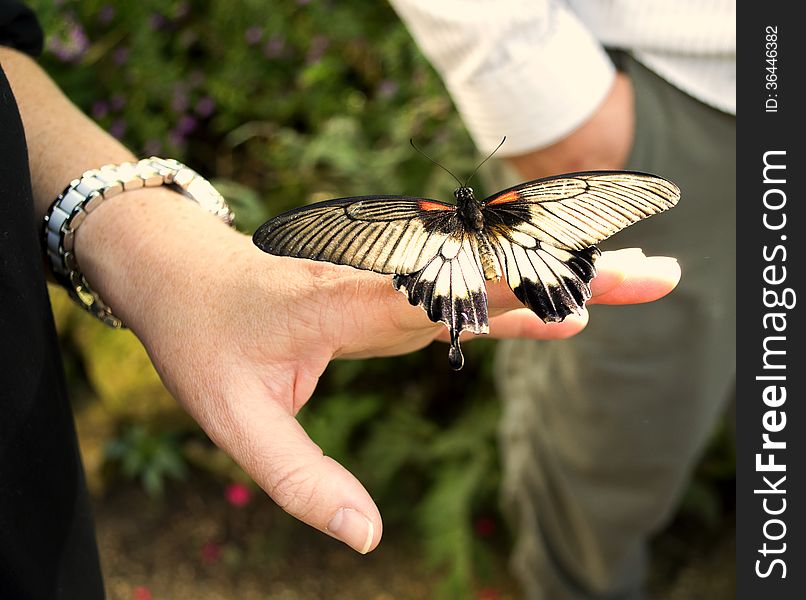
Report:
508,230,537,248
434,261,452,297
451,260,468,299
440,237,463,259
420,256,443,284
511,244,537,282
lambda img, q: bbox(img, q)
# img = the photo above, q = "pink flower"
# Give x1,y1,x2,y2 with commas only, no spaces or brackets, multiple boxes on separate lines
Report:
132,586,153,600
201,541,221,565
225,483,252,507
473,516,496,538
477,588,500,600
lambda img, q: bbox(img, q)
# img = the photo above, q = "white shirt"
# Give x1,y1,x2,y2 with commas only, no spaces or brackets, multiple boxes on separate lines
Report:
388,0,736,155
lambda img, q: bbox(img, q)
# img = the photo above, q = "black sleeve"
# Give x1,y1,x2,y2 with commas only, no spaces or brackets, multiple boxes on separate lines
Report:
0,0,44,56
0,10,105,594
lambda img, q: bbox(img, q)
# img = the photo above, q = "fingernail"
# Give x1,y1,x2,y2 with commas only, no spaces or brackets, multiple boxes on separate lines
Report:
596,248,644,271
599,247,646,265
644,256,682,279
327,508,375,554
615,247,647,258
645,256,679,268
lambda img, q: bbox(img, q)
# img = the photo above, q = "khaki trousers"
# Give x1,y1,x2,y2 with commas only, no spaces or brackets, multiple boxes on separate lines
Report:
486,54,736,599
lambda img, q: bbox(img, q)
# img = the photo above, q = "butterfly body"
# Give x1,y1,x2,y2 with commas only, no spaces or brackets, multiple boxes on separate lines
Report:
454,186,485,232
253,171,680,370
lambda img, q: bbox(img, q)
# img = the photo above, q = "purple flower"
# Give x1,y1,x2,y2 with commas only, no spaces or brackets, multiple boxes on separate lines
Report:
195,96,216,118
171,90,189,114
47,40,71,62
143,138,163,156
169,130,187,150
377,79,399,99
110,93,126,112
91,100,110,119
245,26,263,45
109,119,127,139
70,22,90,51
149,12,167,30
47,20,90,63
176,114,197,136
175,2,190,19
305,35,329,64
97,6,115,25
112,46,130,66
263,35,286,59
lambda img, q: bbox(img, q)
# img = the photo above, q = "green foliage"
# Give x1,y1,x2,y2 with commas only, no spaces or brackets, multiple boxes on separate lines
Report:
105,425,188,496
298,358,504,598
32,0,479,225
416,401,501,598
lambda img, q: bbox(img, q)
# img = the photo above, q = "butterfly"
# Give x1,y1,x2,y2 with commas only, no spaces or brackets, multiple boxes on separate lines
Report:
252,144,679,370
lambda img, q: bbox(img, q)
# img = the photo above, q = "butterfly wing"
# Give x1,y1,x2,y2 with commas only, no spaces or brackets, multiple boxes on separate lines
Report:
253,195,458,274
485,231,600,322
483,171,680,250
253,196,488,369
482,171,679,321
393,231,488,370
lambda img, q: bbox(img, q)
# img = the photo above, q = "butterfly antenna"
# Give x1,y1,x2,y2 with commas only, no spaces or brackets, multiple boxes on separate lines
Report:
410,139,464,188
465,136,507,186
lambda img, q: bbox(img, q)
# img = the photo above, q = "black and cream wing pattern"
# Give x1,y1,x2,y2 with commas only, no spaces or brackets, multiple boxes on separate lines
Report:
253,171,680,370
252,196,489,370
480,171,680,323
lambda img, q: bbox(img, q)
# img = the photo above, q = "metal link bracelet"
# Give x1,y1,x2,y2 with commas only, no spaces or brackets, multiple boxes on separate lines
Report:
42,157,234,328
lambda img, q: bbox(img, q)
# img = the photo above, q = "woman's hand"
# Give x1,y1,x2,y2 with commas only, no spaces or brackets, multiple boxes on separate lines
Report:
74,188,679,554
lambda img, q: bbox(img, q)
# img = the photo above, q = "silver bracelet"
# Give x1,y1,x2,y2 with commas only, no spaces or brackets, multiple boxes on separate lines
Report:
42,157,234,328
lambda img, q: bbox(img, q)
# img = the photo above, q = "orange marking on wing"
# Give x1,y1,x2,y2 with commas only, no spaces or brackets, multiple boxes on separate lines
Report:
487,190,520,205
418,200,452,211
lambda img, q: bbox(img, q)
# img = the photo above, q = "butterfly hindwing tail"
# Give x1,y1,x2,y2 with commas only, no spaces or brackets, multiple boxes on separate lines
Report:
393,234,489,370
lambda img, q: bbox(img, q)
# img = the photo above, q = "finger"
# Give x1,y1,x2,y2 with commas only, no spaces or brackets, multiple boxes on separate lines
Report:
485,248,680,312
208,385,382,554
488,308,589,339
590,251,681,305
434,308,588,343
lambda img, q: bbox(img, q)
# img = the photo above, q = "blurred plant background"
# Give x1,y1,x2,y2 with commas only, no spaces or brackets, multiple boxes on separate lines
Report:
31,1,735,598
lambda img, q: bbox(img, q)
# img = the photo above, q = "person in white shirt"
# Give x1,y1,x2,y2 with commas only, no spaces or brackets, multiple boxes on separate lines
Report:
389,2,736,598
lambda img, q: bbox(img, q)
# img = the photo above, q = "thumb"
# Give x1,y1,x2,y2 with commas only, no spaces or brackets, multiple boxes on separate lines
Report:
208,388,382,554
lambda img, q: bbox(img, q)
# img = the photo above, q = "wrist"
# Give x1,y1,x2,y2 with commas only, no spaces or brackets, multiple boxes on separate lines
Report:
507,72,635,179
44,158,236,329
72,185,249,334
